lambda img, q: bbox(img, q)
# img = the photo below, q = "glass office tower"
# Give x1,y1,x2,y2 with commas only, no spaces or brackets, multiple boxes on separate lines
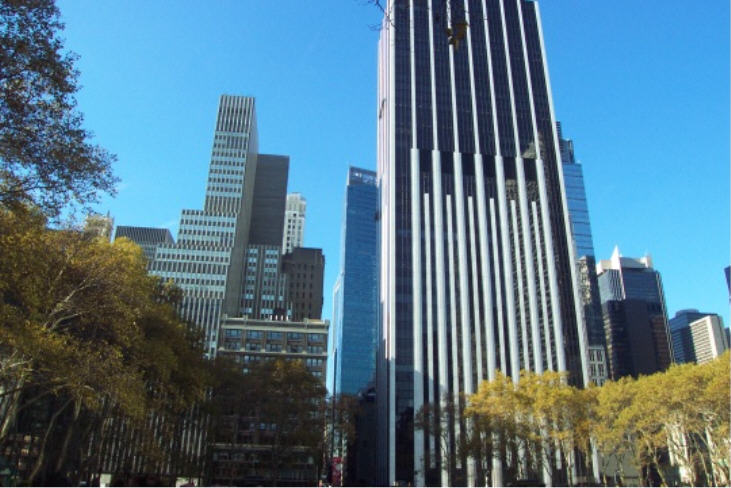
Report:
558,122,605,349
596,248,672,379
376,1,589,485
331,167,379,398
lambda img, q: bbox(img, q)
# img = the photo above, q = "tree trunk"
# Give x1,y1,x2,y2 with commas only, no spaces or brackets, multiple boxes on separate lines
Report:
55,399,82,475
28,397,72,484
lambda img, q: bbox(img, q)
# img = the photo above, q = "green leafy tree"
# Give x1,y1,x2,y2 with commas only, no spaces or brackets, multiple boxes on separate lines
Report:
208,358,327,486
0,0,117,217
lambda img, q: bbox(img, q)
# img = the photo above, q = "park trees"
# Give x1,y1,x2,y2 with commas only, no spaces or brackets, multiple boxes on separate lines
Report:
465,371,595,486
0,207,213,484
0,0,117,218
207,358,328,486
462,355,730,487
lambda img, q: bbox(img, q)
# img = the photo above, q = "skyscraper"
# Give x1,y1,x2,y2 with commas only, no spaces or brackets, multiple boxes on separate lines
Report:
330,167,379,398
113,225,174,263
282,192,306,254
669,309,728,364
557,122,606,383
376,1,590,485
596,247,672,379
148,95,260,356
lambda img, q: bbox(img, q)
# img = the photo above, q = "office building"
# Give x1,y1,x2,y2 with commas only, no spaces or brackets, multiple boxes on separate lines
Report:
144,96,311,357
558,122,605,348
282,247,325,321
587,344,608,386
597,247,672,379
114,226,174,263
218,316,328,378
238,154,291,320
558,122,594,259
213,316,329,485
669,310,728,364
282,193,306,254
376,1,591,485
329,167,379,487
688,315,728,364
330,167,379,398
147,95,261,357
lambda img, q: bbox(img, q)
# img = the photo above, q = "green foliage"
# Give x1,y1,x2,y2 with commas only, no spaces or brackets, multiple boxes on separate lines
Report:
0,207,212,484
208,357,327,485
0,0,117,217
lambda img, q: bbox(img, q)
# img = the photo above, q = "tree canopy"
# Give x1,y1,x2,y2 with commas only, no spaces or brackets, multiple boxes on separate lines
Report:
0,0,117,218
0,207,213,484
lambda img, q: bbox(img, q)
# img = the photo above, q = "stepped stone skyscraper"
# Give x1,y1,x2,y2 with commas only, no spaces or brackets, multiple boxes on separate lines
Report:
147,96,307,356
376,1,590,485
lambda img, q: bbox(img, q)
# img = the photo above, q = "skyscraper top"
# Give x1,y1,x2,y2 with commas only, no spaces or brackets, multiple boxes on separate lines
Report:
597,246,653,274
347,166,377,186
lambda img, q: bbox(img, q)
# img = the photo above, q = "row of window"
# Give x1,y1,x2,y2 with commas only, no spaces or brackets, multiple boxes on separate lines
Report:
239,330,325,342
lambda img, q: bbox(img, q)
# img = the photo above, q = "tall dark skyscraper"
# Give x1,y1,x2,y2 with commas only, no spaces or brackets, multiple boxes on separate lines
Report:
376,1,590,485
596,248,672,379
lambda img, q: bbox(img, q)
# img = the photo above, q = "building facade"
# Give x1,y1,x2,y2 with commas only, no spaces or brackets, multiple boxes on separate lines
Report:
376,1,590,485
114,226,174,263
281,247,325,321
669,310,728,364
148,95,261,357
218,316,328,378
557,122,605,349
282,193,306,254
688,315,728,364
597,247,672,379
214,316,329,485
330,167,379,398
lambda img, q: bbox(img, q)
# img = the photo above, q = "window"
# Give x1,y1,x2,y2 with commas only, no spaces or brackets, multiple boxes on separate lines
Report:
224,329,242,338
268,331,283,340
287,332,304,341
246,330,262,340
308,333,325,343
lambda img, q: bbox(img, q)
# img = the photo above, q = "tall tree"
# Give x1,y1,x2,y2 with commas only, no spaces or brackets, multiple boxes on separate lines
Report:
0,0,117,217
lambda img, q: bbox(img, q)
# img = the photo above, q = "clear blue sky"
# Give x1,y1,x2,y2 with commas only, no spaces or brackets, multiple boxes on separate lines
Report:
57,1,729,327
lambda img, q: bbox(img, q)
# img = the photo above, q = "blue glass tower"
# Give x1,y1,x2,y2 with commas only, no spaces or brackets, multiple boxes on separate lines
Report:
558,122,595,258
330,167,379,397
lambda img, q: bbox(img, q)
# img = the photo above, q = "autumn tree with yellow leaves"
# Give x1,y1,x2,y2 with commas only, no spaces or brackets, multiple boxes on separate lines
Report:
0,207,213,484
462,353,729,487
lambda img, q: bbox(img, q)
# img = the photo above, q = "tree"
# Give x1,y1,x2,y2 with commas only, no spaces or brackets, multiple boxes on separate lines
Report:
0,207,212,484
207,358,327,486
0,0,117,217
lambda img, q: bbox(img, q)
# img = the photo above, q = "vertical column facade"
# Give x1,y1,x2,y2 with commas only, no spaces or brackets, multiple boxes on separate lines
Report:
376,1,589,485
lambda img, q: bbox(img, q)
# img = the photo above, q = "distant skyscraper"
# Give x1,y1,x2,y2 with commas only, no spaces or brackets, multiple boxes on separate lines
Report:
557,122,605,347
148,95,260,356
597,247,672,379
558,122,594,258
330,167,379,398
114,225,174,263
669,309,728,364
687,315,728,364
282,192,306,254
376,1,590,485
